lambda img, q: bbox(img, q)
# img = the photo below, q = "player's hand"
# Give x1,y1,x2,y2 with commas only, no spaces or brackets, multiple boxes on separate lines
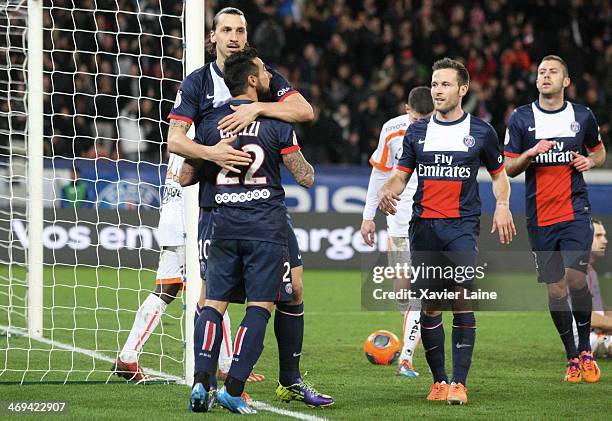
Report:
217,103,262,135
491,203,516,245
378,189,400,216
570,151,594,172
206,136,252,173
526,139,556,157
360,219,376,247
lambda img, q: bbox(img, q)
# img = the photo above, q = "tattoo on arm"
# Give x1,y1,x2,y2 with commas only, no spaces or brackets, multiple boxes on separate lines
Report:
283,151,314,188
169,119,192,133
179,158,202,187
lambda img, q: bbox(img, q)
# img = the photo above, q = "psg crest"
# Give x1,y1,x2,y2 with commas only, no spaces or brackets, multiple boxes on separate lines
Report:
570,121,580,133
463,135,476,148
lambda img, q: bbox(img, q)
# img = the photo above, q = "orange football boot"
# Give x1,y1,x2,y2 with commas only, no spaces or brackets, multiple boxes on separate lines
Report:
426,381,449,401
564,358,581,383
579,351,601,383
112,357,148,382
447,382,468,405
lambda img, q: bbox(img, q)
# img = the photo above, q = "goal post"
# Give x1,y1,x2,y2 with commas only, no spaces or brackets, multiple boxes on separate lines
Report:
27,0,44,339
183,0,205,388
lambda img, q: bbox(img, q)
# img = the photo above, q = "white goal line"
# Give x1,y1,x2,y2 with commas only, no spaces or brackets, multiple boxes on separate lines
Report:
0,324,329,421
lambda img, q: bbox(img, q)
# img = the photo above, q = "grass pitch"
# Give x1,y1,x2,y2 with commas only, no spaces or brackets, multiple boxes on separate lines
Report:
1,267,610,420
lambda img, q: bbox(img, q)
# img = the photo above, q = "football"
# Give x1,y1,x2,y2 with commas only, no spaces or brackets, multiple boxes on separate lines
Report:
364,330,401,365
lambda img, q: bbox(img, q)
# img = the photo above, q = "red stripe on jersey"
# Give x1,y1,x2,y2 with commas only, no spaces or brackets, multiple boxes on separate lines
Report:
535,165,574,226
233,326,247,356
489,164,505,175
279,90,298,102
587,141,603,152
202,321,216,352
504,151,520,158
420,180,462,218
396,165,414,173
280,145,300,155
167,114,193,124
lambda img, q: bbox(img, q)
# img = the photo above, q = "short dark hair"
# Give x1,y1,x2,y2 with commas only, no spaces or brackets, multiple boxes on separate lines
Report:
432,57,470,86
223,47,259,97
408,86,434,115
593,218,604,227
207,7,246,56
212,7,245,31
540,55,569,77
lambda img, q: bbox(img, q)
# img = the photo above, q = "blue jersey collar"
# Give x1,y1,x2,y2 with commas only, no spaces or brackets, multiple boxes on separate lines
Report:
433,112,468,126
534,100,568,114
230,99,255,106
212,61,223,77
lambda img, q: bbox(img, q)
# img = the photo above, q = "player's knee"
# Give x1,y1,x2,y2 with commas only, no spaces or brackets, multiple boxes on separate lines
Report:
290,266,304,304
547,281,568,300
565,269,587,290
204,299,228,315
153,283,180,304
248,302,274,314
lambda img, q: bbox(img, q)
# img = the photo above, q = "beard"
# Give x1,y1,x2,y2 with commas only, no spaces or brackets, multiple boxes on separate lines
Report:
256,82,272,102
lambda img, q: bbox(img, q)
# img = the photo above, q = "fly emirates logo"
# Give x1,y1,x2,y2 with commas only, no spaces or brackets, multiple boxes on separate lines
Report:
417,154,471,178
534,141,573,164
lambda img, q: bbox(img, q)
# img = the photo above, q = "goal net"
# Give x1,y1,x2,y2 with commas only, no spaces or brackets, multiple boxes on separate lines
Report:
0,0,192,383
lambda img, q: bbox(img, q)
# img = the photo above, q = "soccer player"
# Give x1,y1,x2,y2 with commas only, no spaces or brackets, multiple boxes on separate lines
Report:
180,48,315,413
504,55,606,382
361,86,434,377
379,58,515,405
113,136,246,382
578,219,612,357
167,7,333,406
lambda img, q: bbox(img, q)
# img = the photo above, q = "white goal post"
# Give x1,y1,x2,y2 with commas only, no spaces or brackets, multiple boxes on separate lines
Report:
0,0,203,384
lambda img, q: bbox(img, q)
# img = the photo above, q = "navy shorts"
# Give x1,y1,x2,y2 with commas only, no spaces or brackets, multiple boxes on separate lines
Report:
409,217,479,292
527,218,593,283
199,209,302,279
205,239,293,304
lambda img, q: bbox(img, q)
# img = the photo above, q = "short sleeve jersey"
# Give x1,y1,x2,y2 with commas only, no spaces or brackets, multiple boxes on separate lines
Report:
197,100,300,245
504,101,602,227
397,113,504,220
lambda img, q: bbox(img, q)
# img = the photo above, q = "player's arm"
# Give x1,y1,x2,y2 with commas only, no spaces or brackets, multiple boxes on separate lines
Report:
361,168,390,246
218,93,314,134
378,170,410,216
178,158,202,187
571,109,607,172
167,121,250,173
504,139,557,177
591,312,612,331
283,149,314,188
570,143,606,172
490,169,516,244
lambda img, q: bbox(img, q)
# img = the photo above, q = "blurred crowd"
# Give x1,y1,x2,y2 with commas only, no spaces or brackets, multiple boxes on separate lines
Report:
1,0,610,166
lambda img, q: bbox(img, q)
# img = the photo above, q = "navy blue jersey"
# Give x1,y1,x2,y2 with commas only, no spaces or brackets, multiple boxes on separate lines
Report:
397,113,504,220
167,61,296,141
197,99,300,244
504,101,602,227
167,61,297,210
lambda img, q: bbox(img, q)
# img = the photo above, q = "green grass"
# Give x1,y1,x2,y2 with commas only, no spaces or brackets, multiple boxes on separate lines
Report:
1,268,611,420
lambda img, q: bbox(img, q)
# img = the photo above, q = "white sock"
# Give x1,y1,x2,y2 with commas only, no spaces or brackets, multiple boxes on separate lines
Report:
218,310,233,373
400,307,421,364
120,294,167,363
